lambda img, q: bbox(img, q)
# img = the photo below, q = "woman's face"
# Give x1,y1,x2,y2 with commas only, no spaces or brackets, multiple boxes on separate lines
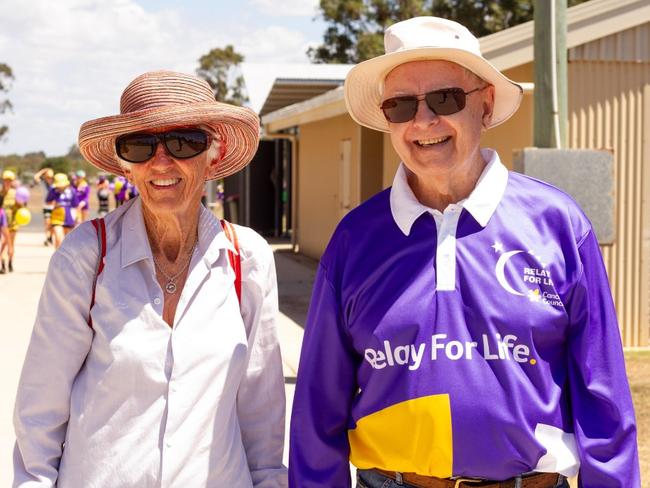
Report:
121,126,221,218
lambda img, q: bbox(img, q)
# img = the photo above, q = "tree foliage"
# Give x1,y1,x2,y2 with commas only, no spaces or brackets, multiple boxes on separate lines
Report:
196,45,248,106
42,156,71,175
0,148,98,180
0,62,14,141
309,0,591,63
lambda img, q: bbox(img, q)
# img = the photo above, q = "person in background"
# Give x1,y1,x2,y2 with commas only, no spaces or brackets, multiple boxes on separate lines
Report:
289,16,639,488
46,173,80,248
0,170,19,273
13,70,287,488
96,174,111,217
113,175,129,207
33,168,55,246
0,206,8,274
74,169,91,223
127,178,139,200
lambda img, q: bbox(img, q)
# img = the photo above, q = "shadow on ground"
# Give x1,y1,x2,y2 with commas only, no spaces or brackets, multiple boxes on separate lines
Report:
272,246,318,329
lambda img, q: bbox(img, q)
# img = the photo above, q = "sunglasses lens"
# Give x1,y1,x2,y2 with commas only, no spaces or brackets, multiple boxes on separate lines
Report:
164,130,209,159
116,134,157,163
381,97,418,123
426,89,465,116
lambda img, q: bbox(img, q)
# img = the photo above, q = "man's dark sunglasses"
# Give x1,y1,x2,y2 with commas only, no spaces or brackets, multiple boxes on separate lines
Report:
115,129,210,163
380,86,485,123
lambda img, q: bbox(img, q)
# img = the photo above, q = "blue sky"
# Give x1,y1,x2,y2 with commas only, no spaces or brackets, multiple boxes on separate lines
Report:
0,0,327,156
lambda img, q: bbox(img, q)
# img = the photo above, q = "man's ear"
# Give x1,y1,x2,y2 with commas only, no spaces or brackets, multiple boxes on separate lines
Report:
482,85,496,129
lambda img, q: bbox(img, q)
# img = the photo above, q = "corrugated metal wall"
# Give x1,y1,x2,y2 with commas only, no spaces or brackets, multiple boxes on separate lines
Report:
568,22,650,347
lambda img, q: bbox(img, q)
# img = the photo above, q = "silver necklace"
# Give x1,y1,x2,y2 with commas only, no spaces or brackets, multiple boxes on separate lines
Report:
153,241,198,294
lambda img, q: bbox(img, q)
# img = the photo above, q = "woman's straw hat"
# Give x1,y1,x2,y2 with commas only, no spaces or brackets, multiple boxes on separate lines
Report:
344,17,523,132
78,70,260,180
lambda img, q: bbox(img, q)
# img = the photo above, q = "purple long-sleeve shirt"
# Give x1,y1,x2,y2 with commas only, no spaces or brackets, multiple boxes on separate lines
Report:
289,149,639,487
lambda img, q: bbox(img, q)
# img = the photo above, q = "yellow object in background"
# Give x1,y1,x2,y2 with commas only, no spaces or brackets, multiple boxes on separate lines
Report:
14,207,31,226
50,207,65,226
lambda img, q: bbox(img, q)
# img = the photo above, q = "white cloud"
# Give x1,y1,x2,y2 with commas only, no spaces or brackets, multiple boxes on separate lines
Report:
238,26,312,63
249,0,319,17
0,0,204,155
0,0,319,156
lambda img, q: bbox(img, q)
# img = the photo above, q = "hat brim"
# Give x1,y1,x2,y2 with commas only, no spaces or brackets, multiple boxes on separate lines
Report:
78,102,260,180
344,47,523,132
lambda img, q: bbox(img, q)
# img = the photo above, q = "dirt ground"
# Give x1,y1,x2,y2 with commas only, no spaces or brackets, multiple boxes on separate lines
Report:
626,350,650,486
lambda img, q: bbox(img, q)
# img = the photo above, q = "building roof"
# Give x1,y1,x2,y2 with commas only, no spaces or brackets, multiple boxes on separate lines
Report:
261,0,650,133
240,63,353,114
480,0,650,70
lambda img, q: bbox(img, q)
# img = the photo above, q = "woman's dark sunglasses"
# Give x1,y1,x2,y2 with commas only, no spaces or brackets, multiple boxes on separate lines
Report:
115,129,209,163
380,86,484,123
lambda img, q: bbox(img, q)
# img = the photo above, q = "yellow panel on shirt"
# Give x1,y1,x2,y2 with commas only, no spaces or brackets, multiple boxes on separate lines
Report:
348,394,453,477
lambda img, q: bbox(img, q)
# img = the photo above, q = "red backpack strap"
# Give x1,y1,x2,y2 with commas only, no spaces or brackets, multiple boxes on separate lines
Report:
89,218,107,328
220,219,241,305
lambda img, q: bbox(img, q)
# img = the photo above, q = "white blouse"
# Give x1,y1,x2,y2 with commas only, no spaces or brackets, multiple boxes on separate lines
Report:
13,198,287,487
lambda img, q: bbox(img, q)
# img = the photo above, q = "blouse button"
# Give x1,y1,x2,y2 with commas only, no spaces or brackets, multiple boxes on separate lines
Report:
154,297,162,305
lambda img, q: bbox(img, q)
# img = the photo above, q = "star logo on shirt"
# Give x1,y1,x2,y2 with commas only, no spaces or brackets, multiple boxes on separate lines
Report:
527,288,541,303
491,241,504,253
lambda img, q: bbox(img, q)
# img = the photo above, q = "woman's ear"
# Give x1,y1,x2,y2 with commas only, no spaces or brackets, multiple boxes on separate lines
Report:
206,141,225,176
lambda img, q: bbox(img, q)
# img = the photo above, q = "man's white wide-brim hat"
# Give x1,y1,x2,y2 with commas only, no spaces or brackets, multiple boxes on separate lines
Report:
344,16,523,132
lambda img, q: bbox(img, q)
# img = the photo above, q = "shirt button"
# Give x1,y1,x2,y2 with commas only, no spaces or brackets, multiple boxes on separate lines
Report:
154,297,161,305
166,440,172,448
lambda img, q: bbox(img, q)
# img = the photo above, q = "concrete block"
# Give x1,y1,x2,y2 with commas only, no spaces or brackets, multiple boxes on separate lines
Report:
513,148,615,244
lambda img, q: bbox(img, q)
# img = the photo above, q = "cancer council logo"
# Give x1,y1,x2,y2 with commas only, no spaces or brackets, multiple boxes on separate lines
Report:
491,241,564,308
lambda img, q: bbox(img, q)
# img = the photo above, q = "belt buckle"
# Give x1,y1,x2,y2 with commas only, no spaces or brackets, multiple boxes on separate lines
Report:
453,478,485,488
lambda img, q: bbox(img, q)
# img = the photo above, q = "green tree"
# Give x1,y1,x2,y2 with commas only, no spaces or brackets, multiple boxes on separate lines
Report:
42,157,71,175
196,45,248,106
309,0,590,63
0,63,14,141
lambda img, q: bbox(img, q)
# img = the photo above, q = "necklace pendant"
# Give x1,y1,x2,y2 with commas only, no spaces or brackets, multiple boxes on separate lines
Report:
165,281,177,294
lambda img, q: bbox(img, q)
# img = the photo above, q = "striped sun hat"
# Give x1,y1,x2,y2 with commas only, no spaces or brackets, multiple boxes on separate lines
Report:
78,70,260,180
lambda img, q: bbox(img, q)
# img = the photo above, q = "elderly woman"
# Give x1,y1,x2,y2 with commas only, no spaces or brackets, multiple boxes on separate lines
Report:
290,17,638,488
13,71,287,487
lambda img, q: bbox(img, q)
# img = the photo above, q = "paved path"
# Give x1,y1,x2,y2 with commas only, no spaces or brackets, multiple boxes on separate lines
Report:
0,229,312,486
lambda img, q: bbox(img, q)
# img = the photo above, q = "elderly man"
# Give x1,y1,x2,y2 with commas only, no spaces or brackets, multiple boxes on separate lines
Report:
289,17,639,488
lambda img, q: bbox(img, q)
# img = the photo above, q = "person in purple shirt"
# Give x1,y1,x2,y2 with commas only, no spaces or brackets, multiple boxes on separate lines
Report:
289,17,639,488
74,169,91,223
114,175,129,207
46,173,80,248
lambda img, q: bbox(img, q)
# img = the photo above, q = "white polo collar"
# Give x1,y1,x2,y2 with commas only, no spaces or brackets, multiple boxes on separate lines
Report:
390,148,509,236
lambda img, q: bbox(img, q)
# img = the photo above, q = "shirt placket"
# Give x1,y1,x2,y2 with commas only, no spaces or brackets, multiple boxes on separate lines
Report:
158,257,209,488
160,338,179,488
432,204,462,291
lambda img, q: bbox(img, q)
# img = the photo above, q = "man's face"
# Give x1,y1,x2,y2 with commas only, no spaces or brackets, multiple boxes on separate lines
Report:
382,60,494,181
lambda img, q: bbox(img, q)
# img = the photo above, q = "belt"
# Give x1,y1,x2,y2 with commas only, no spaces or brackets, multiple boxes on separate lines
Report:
373,469,562,488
